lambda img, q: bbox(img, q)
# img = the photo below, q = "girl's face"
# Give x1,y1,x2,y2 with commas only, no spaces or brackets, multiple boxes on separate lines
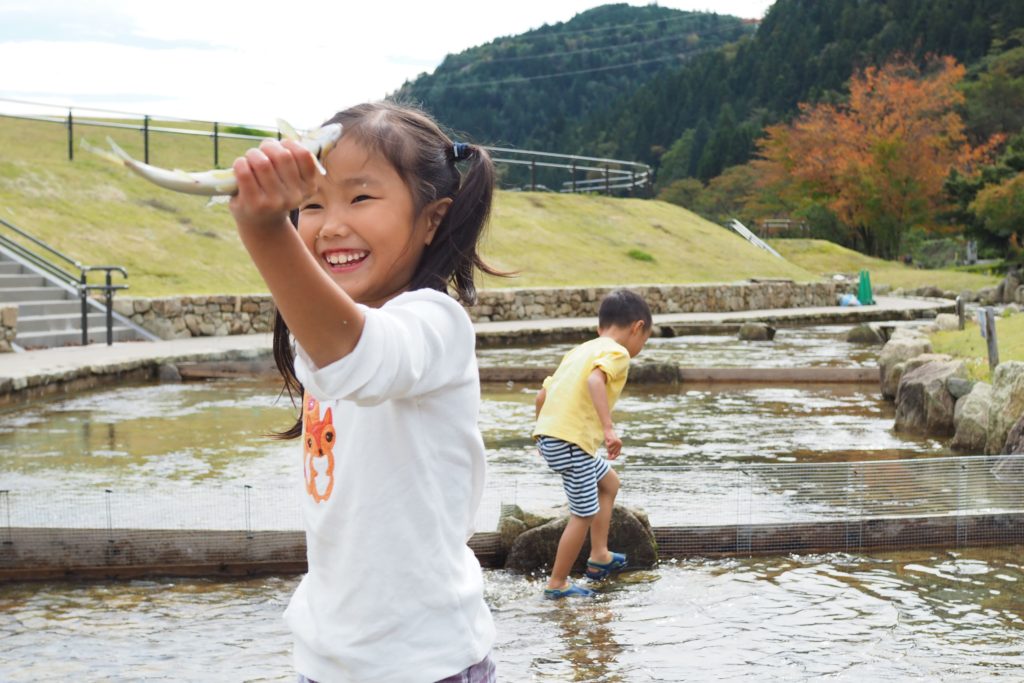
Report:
297,137,449,307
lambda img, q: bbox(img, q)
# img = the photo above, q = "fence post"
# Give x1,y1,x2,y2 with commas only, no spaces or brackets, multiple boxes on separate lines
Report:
143,115,150,164
213,122,220,168
244,484,253,539
571,161,577,193
67,108,74,161
105,271,114,346
983,306,1000,370
1,490,11,546
605,166,611,195
105,489,114,544
80,272,89,345
530,160,536,192
956,296,965,330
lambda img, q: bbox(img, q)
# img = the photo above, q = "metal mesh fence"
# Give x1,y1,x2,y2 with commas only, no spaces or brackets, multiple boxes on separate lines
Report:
1,455,1022,578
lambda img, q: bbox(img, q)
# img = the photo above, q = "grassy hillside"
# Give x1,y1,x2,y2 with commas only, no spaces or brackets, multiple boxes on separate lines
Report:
0,115,816,296
0,114,997,297
771,239,1001,292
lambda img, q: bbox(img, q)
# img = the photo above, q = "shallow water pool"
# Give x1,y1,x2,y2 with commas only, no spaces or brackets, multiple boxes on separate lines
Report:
2,547,1021,681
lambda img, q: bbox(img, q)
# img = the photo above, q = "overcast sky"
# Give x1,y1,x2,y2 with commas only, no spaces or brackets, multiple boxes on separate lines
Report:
0,0,775,128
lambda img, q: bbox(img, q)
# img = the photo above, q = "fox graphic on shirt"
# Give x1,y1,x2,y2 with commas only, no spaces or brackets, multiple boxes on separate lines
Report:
303,395,335,503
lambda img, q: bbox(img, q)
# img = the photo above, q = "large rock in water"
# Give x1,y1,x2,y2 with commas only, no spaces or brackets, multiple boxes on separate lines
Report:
879,336,933,399
985,361,1024,454
894,357,966,437
505,505,657,573
951,382,992,453
738,323,776,341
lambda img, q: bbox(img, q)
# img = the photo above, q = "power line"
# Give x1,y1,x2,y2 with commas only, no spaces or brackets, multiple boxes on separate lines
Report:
440,53,692,90
427,25,747,91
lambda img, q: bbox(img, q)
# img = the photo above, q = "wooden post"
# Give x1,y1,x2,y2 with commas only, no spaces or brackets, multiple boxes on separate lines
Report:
982,306,1000,370
213,122,220,168
143,115,150,164
956,296,965,330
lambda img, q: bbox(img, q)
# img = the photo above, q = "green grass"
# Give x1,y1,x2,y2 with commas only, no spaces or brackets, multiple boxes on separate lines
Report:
931,313,1024,381
0,114,997,297
771,239,1001,292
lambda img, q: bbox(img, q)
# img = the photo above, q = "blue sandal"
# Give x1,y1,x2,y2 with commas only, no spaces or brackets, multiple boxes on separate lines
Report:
544,581,595,600
585,552,628,580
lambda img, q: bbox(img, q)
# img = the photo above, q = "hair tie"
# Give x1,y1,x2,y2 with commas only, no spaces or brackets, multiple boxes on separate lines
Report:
452,142,471,162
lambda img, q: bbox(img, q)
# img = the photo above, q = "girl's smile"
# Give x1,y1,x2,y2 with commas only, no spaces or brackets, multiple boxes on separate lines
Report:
321,248,369,272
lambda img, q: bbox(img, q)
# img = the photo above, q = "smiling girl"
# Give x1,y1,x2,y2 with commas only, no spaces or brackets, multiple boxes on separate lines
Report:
230,102,501,683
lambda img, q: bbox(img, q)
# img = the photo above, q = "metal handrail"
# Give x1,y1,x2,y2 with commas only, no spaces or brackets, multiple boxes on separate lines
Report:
0,217,129,346
0,97,652,195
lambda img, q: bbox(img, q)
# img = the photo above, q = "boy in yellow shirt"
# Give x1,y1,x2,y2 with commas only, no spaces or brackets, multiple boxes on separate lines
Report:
532,289,652,598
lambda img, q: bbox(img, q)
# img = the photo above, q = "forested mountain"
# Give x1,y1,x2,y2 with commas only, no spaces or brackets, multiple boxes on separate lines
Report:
392,0,1024,185
391,4,754,152
589,0,1024,182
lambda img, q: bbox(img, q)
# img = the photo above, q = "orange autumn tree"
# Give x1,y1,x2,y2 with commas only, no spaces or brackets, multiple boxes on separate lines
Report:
754,56,999,258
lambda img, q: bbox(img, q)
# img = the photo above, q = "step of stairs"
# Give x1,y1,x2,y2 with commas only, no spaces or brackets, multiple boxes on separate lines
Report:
0,247,151,348
14,326,140,349
0,286,76,303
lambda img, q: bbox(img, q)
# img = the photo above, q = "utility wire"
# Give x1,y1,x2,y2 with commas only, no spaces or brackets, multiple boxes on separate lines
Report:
428,25,747,90
439,53,695,90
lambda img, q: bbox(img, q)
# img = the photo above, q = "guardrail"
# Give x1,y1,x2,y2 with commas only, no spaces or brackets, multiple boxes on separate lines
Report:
0,97,652,196
0,216,127,346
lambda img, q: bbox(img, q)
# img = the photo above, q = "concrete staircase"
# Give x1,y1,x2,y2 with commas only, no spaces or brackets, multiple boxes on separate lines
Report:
0,251,154,350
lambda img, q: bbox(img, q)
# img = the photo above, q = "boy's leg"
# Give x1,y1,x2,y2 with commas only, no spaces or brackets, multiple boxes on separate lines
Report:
588,467,620,564
547,513,593,590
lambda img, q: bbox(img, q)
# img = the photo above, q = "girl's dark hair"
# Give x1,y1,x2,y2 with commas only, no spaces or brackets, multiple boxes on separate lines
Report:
273,101,505,439
598,289,653,331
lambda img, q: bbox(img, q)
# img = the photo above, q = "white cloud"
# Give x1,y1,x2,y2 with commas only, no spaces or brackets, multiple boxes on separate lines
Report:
0,1,775,124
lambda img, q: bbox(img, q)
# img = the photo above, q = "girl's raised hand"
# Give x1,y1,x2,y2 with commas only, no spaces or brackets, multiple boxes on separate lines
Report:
229,139,320,233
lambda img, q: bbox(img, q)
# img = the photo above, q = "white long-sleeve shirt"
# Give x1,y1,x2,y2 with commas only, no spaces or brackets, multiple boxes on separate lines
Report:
286,288,495,683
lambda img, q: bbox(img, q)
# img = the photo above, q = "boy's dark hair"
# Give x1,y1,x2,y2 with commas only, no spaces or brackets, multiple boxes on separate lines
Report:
598,289,652,331
272,101,506,439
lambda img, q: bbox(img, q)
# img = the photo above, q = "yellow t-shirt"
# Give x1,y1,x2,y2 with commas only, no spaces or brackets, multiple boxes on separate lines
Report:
532,336,631,455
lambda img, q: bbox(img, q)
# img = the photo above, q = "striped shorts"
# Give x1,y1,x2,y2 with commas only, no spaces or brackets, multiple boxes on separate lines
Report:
536,435,610,517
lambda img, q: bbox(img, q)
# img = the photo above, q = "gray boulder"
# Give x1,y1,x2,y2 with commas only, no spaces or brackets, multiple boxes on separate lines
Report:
997,270,1021,303
951,382,992,453
738,323,776,341
879,337,933,399
946,376,975,400
894,357,966,437
1004,414,1024,455
934,313,960,331
985,361,1024,454
978,286,999,306
846,324,884,344
505,504,657,573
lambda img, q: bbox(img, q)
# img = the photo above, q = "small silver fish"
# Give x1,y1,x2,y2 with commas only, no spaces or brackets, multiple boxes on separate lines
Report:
82,120,343,197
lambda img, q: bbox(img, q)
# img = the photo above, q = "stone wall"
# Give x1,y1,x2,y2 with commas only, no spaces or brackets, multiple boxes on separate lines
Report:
112,296,276,340
467,281,837,321
0,306,16,352
114,281,837,340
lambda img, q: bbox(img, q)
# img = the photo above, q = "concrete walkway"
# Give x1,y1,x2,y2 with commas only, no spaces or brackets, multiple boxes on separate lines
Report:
0,295,951,403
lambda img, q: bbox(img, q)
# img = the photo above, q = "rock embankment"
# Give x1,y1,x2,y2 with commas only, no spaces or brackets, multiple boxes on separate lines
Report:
880,324,1024,454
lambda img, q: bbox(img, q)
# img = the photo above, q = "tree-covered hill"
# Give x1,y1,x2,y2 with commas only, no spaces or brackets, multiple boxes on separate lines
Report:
589,0,1024,182
391,3,754,152
392,0,1024,186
